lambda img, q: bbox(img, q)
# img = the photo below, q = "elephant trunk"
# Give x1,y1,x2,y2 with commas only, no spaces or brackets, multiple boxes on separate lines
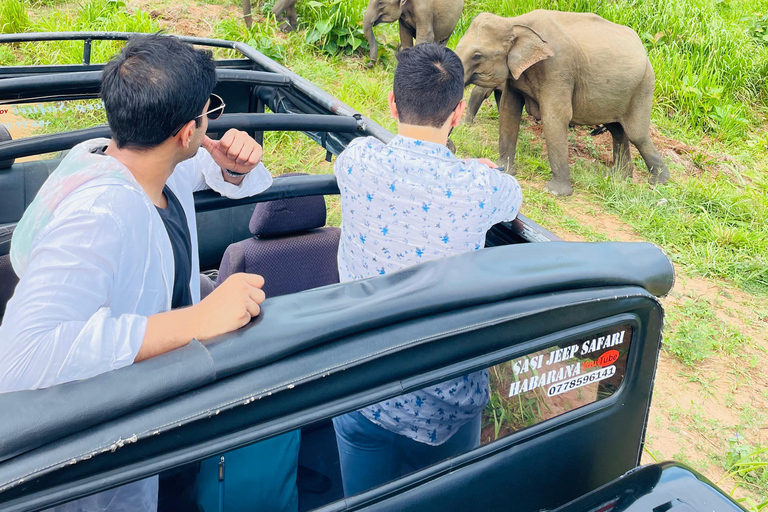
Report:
363,8,378,66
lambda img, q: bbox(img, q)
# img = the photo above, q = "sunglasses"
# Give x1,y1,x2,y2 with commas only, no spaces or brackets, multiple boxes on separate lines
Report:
171,93,226,136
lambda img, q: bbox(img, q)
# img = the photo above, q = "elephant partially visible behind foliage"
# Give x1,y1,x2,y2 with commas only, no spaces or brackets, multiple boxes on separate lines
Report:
363,0,464,67
272,0,299,32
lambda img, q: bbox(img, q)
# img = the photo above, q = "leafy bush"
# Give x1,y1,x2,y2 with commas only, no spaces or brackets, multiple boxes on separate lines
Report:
213,16,287,62
743,13,768,44
302,0,368,55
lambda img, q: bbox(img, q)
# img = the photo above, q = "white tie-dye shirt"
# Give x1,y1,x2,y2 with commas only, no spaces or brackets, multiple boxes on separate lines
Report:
334,134,523,445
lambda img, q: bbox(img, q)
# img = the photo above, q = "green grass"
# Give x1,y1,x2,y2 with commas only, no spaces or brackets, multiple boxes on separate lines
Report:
0,0,159,64
21,99,107,134
663,295,752,366
573,166,768,293
0,0,31,34
726,440,768,511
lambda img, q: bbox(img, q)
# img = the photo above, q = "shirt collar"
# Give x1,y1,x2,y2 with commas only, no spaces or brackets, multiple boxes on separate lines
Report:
388,134,456,161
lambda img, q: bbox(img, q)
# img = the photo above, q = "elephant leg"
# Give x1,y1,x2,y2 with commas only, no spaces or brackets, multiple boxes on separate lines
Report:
492,88,502,110
540,97,574,196
272,0,287,24
465,86,493,125
497,85,524,175
628,132,669,185
242,0,252,28
286,4,298,31
399,20,415,49
605,122,632,179
624,71,670,185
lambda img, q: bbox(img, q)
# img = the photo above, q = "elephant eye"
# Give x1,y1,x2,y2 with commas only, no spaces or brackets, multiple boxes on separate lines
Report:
472,52,482,60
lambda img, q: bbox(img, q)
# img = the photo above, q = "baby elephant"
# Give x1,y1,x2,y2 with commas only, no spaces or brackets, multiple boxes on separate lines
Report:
363,0,464,67
456,10,670,196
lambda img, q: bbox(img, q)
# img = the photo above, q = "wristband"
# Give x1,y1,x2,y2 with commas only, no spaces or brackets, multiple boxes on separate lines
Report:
224,168,248,178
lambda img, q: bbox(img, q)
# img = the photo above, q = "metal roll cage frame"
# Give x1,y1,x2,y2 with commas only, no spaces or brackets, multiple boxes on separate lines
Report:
0,32,560,245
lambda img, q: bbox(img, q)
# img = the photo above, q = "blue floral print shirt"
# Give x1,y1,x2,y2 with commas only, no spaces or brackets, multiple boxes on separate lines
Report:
334,135,523,445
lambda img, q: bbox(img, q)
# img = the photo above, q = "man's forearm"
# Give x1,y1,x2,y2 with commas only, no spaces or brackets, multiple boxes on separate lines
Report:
135,307,201,362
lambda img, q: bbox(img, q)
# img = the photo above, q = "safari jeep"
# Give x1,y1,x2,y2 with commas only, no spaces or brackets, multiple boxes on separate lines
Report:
0,34,746,512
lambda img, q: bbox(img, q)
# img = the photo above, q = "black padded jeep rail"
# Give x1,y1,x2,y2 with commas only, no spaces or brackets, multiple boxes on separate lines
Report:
0,242,673,511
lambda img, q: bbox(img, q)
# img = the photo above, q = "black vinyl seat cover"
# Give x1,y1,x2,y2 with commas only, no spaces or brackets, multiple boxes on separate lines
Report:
0,241,673,468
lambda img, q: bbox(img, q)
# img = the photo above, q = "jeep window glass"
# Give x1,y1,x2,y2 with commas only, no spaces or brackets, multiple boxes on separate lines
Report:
1,100,106,146
481,324,632,444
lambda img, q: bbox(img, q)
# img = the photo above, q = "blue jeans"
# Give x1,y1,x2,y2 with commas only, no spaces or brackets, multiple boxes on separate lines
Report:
332,411,481,497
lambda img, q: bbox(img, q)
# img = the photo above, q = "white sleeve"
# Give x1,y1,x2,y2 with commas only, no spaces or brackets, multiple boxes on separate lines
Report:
0,210,147,392
483,164,523,224
174,147,273,199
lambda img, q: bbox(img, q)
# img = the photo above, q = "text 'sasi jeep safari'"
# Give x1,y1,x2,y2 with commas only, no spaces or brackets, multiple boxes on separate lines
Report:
0,34,747,512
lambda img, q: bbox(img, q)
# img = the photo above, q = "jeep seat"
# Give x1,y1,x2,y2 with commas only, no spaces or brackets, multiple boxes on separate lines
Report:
216,173,341,295
0,254,18,322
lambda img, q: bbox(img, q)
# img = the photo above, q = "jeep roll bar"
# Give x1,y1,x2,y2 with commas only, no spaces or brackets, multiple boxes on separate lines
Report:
0,34,561,245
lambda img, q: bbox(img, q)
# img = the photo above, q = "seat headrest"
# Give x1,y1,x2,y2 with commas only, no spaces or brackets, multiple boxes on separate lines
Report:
249,173,327,238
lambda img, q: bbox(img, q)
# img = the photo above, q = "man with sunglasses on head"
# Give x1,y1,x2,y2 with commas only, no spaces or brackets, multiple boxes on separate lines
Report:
0,34,273,511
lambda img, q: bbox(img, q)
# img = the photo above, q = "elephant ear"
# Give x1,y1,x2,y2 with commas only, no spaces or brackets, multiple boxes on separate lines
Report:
506,25,555,80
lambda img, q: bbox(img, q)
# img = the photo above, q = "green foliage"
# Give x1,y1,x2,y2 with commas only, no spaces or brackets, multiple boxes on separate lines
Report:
13,0,159,65
301,0,368,55
663,297,751,365
0,45,17,65
727,439,768,511
22,99,107,134
742,13,768,44
0,0,31,33
483,364,546,442
213,16,287,62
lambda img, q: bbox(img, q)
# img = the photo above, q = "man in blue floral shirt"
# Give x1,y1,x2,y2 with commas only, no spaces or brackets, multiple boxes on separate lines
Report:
332,44,523,496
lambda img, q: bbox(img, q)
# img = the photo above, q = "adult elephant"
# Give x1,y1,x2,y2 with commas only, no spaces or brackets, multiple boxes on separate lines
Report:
456,10,670,196
363,0,464,68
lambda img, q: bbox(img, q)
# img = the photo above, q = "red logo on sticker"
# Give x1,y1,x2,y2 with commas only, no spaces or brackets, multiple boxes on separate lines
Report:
598,350,619,367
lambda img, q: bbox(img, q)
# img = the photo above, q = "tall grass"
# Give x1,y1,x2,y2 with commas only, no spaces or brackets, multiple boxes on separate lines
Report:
0,0,159,65
0,0,31,33
449,0,768,141
591,175,768,292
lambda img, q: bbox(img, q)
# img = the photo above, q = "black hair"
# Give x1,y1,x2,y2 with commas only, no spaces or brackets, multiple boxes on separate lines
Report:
393,44,464,128
101,33,217,149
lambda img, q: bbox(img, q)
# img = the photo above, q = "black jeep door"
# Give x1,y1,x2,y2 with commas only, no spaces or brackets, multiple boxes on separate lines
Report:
0,241,672,512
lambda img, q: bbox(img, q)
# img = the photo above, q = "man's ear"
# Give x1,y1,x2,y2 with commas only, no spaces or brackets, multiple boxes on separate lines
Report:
388,91,399,120
450,100,466,128
177,120,197,149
